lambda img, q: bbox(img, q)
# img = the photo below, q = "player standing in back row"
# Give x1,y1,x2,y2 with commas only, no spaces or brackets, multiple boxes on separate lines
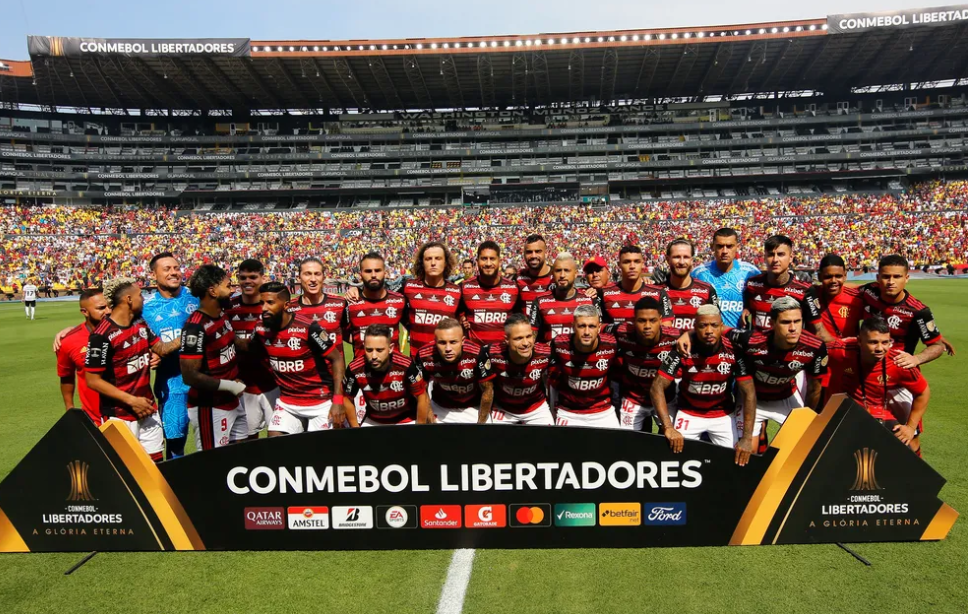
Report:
662,238,719,332
742,235,820,332
530,253,603,343
692,228,760,328
459,241,524,346
517,234,554,317
401,242,462,355
598,245,672,326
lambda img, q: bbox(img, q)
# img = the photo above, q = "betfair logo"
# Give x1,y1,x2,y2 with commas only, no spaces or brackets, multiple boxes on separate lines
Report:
850,448,882,491
66,460,96,501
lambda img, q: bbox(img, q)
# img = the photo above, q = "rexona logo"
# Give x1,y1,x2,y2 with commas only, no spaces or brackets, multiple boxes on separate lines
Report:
644,503,687,526
420,505,462,529
465,504,507,529
509,504,552,528
553,503,597,527
599,502,642,526
244,507,285,530
332,506,374,530
377,505,418,529
286,506,329,530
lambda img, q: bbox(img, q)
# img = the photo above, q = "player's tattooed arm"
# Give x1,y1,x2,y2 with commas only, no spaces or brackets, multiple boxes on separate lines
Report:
180,357,242,394
85,371,155,419
735,377,757,467
327,347,347,427
813,322,836,345
152,338,181,357
477,380,494,424
650,376,681,453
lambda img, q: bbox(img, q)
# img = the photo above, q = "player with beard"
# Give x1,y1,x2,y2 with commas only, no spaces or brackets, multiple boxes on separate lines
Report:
550,305,620,428
692,228,760,328
459,241,524,347
530,253,603,343
489,314,555,425
598,245,672,326
57,288,110,422
517,234,554,316
612,297,680,432
343,252,406,354
342,324,431,426
416,318,495,423
652,305,756,465
226,259,279,439
288,257,347,348
401,241,462,356
663,239,719,332
180,265,247,451
811,253,864,342
246,282,345,435
826,317,930,454
743,235,821,333
582,256,612,291
85,278,180,461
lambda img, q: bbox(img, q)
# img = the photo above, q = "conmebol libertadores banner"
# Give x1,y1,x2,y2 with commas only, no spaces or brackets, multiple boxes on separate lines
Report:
27,36,250,57
827,5,968,34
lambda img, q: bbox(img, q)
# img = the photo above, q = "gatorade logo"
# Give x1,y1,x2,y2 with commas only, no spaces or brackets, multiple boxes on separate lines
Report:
509,504,552,527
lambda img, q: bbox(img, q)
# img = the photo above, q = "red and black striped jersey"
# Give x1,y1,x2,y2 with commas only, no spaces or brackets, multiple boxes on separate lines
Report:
658,335,750,417
743,273,821,332
529,292,603,343
252,315,338,407
416,339,494,409
459,276,523,346
488,341,552,415
517,268,554,316
812,285,864,339
402,278,461,355
343,291,405,355
549,333,618,414
288,294,347,347
665,279,719,332
727,328,827,402
599,283,673,326
858,284,942,353
226,294,276,394
180,310,240,410
85,317,160,421
343,352,428,424
614,324,679,406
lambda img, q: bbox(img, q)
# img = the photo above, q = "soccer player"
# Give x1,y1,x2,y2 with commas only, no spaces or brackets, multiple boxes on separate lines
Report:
692,228,760,328
651,305,756,465
549,305,620,428
517,234,554,315
599,245,672,326
57,288,110,422
488,314,555,425
85,278,180,461
343,252,406,355
743,235,820,333
459,241,523,346
180,265,248,451
249,282,346,435
530,253,603,343
288,256,347,349
226,259,279,439
141,252,199,459
416,318,495,423
342,324,431,426
460,259,475,282
826,317,930,454
613,297,681,432
401,241,462,355
663,238,719,332
504,265,518,281
22,278,37,320
858,254,955,367
811,253,864,342
582,256,612,290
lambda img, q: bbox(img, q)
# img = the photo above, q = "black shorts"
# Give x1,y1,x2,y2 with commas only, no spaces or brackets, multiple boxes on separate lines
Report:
24,300,36,307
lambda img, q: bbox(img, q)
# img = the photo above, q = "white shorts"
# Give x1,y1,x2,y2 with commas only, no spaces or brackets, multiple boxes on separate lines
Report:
270,399,339,434
110,414,164,458
242,388,280,436
795,371,807,400
556,408,621,429
353,391,367,426
737,390,805,438
188,403,248,451
491,402,555,425
431,399,482,424
674,411,738,448
362,417,416,427
619,397,677,432
887,388,914,424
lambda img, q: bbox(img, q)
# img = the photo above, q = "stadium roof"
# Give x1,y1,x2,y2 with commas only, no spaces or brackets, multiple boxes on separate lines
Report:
2,8,968,113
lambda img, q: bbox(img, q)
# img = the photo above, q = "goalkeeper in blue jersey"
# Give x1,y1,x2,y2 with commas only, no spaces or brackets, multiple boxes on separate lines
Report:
142,252,199,458
692,227,760,329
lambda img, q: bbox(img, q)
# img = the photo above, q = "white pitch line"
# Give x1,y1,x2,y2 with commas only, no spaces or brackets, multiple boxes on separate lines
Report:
436,548,477,614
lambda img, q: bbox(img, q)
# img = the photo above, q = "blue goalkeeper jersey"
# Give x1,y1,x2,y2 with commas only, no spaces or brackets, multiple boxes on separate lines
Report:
692,260,760,328
142,287,199,395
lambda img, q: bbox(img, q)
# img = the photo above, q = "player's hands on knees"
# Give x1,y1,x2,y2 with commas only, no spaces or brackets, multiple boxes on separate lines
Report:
665,428,684,453
734,435,755,466
892,424,916,445
676,332,691,355
892,352,921,369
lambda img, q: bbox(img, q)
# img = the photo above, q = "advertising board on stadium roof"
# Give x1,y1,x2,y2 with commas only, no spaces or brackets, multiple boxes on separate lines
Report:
827,4,968,34
27,36,251,57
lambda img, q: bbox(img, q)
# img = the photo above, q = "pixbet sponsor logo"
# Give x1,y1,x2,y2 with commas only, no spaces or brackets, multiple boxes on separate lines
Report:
464,504,507,529
420,505,462,529
599,503,642,526
287,506,329,530
332,506,374,530
509,504,552,527
244,507,285,530
644,503,687,526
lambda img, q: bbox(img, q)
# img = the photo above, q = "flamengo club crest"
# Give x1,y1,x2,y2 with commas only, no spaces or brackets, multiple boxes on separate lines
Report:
716,362,732,375
887,315,902,329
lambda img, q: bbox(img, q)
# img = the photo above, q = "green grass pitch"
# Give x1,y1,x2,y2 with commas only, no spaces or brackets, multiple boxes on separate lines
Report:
0,281,964,613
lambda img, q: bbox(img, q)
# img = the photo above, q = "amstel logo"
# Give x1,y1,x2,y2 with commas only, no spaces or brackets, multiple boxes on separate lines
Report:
850,448,882,491
66,460,96,502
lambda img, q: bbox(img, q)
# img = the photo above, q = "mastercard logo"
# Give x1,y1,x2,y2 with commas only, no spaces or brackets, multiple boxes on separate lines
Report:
509,504,552,527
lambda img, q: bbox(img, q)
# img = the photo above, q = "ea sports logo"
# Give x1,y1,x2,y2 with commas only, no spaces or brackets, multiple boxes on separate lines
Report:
287,337,301,351
887,315,902,329
689,296,703,308
385,506,408,528
716,362,731,375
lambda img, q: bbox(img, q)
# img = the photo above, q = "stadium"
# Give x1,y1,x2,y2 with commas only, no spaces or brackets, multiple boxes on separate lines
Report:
0,4,967,614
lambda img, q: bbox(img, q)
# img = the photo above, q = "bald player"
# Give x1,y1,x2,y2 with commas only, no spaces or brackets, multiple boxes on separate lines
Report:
530,252,603,343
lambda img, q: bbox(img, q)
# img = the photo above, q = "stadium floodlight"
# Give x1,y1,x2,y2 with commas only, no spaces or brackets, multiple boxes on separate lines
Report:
290,46,296,51
534,39,542,45
758,29,765,34
620,35,628,41
782,26,789,32
721,32,727,36
598,36,604,42
526,39,533,46
382,44,388,50
644,34,652,40
443,42,450,48
809,25,816,30
393,45,398,49
745,30,751,35
771,27,778,33
658,33,665,40
370,45,377,50
430,43,438,49
515,40,522,46
503,40,510,46
490,41,498,47
683,32,691,38
795,25,803,31
584,37,591,43
572,37,580,43
608,36,615,42
301,46,308,51
632,34,639,41
252,46,259,52
313,46,319,51
323,46,329,51
697,32,703,38
821,24,828,30
277,46,283,51
416,43,423,49
452,42,459,48
671,33,678,39
358,45,364,50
